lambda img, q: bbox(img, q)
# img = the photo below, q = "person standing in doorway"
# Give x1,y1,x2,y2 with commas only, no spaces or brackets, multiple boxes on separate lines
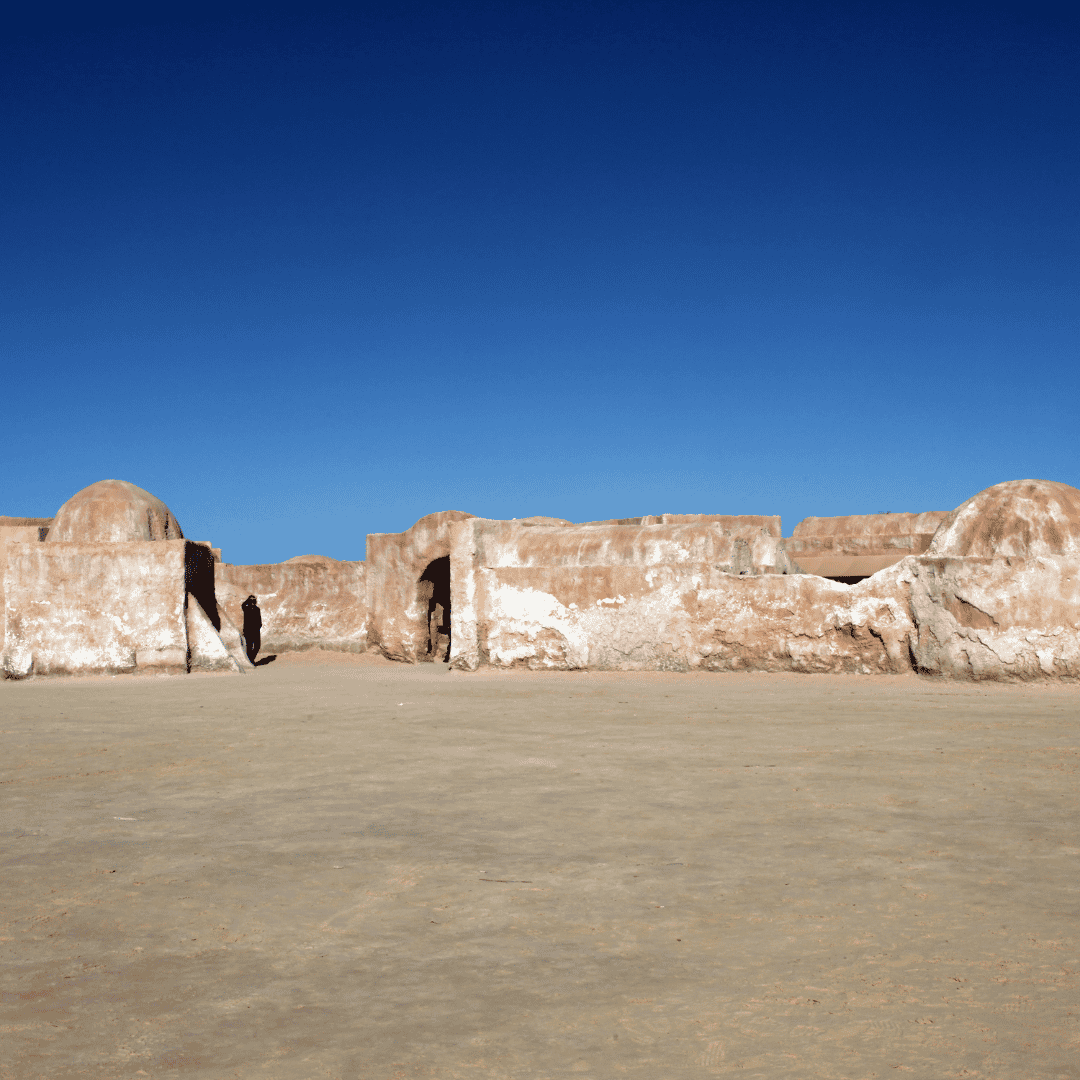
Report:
241,595,262,665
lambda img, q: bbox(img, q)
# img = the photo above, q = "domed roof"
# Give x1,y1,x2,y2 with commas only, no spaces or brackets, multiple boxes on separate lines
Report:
47,480,184,543
926,479,1080,559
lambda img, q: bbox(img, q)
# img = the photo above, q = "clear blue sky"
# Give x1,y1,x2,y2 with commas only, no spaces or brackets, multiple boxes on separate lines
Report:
4,2,1078,564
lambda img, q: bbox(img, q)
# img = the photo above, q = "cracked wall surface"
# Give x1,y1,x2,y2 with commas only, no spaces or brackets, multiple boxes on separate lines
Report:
6,478,1079,681
217,556,367,656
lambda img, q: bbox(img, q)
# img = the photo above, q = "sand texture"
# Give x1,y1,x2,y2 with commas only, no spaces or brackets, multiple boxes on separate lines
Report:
2,656,1078,1078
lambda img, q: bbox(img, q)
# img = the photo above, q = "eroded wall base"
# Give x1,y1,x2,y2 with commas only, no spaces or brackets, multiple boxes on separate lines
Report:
216,556,367,655
449,556,1080,681
2,541,189,677
2,541,251,679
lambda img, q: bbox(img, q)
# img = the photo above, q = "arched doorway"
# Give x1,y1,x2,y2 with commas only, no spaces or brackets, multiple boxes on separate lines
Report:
417,556,451,662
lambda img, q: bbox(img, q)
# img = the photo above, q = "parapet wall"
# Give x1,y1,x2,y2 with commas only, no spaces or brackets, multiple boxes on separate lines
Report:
467,518,792,572
791,512,949,538
5,478,1078,681
3,540,191,677
367,512,798,664
216,556,368,655
785,511,950,579
0,521,51,646
448,553,1080,680
366,511,473,662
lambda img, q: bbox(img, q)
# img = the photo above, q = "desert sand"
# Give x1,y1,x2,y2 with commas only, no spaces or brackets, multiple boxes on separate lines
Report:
2,656,1077,1078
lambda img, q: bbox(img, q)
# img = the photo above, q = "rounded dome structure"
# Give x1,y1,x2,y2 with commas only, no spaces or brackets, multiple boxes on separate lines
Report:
926,479,1080,559
47,479,184,543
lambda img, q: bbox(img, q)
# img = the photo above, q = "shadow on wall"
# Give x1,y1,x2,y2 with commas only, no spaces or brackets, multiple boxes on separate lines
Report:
418,556,451,662
184,544,220,630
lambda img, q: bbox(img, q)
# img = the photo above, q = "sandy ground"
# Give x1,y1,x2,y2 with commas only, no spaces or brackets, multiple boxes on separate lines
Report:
1,654,1078,1079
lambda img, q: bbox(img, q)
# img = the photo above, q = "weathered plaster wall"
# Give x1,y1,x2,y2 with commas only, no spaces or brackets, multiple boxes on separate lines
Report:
2,538,250,678
186,595,253,674
0,521,51,647
903,556,1080,679
792,512,949,539
47,480,183,543
216,556,368,655
785,511,949,578
0,519,52,537
445,515,799,667
451,561,914,674
579,513,781,533
2,541,190,677
366,512,474,662
449,551,1080,681
466,517,795,574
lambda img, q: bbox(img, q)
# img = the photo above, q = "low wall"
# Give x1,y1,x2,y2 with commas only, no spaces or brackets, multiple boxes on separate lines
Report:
904,555,1080,679
467,518,794,573
366,512,473,662
792,512,949,539
368,511,794,663
785,511,950,578
0,521,51,646
216,555,368,655
2,540,189,677
448,554,1080,681
580,513,781,534
451,561,913,674
444,516,801,670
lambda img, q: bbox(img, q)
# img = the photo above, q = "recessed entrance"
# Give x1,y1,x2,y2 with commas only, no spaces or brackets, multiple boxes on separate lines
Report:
418,556,451,662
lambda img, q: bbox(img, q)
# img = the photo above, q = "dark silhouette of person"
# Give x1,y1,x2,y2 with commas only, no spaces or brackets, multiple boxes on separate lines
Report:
241,595,262,665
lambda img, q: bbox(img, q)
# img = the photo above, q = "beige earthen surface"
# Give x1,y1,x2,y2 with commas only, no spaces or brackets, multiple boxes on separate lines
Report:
792,512,949,539
0,523,51,646
450,554,1080,680
927,479,1080,559
367,512,474,662
785,512,950,579
216,556,367,655
2,541,190,678
1,662,1077,1078
904,556,1080,680
463,563,915,674
46,481,184,544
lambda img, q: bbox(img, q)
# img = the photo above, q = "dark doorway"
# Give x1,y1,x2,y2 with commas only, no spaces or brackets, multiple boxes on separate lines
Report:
418,556,451,662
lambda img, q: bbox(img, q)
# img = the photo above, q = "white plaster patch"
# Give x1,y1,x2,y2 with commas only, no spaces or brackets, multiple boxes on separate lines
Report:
486,584,589,668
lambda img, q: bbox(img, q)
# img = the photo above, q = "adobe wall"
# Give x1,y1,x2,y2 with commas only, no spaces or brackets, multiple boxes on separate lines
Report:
444,515,799,668
2,540,190,677
785,511,950,578
448,551,1080,680
792,512,949,538
216,556,368,655
2,538,251,679
578,513,781,533
365,511,474,662
451,558,914,673
465,517,794,573
905,555,1080,679
0,520,51,645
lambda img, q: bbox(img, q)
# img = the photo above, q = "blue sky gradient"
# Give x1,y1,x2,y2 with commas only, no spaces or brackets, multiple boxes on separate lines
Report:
4,3,1078,564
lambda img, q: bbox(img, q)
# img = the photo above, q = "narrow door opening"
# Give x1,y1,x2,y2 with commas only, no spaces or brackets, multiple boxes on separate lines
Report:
418,556,451,662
